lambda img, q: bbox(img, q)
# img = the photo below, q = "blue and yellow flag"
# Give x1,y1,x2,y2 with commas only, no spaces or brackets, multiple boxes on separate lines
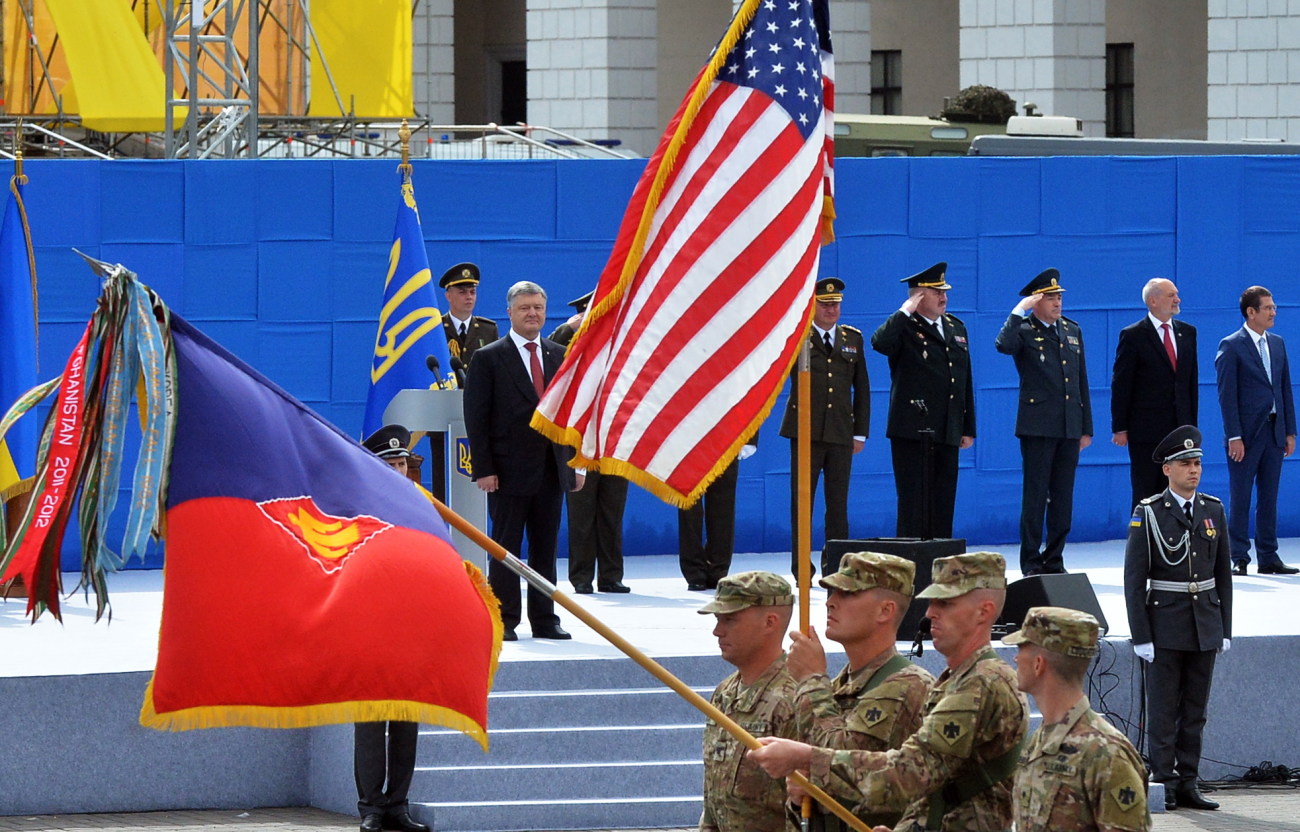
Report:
0,173,37,503
362,167,456,437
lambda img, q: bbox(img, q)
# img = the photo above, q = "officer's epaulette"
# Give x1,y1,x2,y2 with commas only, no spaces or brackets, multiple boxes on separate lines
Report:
1061,314,1080,326
471,315,495,324
1139,494,1160,505
840,324,861,334
944,312,965,324
1201,493,1222,503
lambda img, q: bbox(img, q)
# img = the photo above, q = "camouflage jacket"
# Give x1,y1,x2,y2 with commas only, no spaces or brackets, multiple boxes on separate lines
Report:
700,655,800,832
792,652,934,830
1014,696,1151,832
809,644,1029,832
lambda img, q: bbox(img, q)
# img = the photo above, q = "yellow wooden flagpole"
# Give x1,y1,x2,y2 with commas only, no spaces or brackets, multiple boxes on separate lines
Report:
796,332,814,829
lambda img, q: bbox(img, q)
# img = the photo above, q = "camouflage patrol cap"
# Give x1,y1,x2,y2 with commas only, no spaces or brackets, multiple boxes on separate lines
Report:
1002,606,1100,658
915,552,1006,599
698,571,794,614
819,552,915,597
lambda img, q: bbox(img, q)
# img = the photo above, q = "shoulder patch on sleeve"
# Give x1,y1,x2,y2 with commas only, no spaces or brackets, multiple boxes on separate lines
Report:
1100,758,1147,828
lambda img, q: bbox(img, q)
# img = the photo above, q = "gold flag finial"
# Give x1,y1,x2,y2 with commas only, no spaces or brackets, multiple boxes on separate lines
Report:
398,119,412,175
13,119,27,185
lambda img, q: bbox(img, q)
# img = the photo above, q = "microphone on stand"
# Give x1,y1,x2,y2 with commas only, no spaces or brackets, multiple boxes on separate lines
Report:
449,355,467,389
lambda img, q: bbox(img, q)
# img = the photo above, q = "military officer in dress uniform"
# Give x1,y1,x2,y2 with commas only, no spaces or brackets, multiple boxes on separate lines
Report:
439,262,499,371
1124,425,1231,812
548,289,592,348
1005,606,1151,832
995,268,1093,576
872,262,976,539
785,552,936,831
698,572,800,832
781,277,870,575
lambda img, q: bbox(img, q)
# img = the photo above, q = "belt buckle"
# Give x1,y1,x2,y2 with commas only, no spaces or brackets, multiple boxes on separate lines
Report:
1187,580,1199,594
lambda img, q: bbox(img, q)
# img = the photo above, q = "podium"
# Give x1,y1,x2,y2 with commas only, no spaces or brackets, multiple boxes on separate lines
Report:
384,389,488,564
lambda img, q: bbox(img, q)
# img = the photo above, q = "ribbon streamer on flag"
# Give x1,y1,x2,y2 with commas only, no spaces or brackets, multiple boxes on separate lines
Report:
0,157,40,510
532,0,835,507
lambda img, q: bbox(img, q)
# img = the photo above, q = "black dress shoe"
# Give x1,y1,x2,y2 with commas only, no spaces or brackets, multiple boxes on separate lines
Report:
1232,561,1248,576
360,814,383,832
1164,790,1177,811
598,581,631,593
534,626,572,640
385,812,431,832
1259,563,1300,575
1175,785,1219,810
687,581,709,591
572,583,594,594
502,628,518,642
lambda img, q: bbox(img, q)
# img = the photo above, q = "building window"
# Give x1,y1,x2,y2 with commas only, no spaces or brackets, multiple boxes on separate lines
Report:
1106,43,1135,138
871,50,902,115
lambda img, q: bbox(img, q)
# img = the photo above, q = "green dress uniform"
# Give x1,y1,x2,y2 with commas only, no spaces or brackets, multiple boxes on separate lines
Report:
780,323,870,571
1013,696,1151,832
442,314,498,371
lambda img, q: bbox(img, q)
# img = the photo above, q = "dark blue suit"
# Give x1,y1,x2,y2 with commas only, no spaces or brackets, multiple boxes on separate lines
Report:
1215,326,1296,567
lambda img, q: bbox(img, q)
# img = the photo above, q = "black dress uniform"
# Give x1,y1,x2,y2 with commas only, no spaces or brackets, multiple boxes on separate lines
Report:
1123,426,1232,810
781,278,870,573
994,269,1093,575
438,262,499,371
871,262,975,539
550,291,630,593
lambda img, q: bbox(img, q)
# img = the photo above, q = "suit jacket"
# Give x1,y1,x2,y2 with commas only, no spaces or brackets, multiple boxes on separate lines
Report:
994,313,1093,439
443,315,499,369
1215,326,1297,446
779,324,870,445
1110,317,1198,442
871,309,975,446
462,334,576,496
1124,489,1232,651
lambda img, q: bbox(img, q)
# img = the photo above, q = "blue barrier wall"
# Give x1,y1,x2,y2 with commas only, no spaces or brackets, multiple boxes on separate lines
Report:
12,155,1300,568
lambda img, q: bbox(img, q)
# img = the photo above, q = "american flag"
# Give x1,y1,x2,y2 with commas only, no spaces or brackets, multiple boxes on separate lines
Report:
532,0,834,507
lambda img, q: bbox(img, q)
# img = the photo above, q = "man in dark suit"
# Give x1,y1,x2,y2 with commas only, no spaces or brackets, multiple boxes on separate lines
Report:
780,277,870,575
871,262,975,539
1215,285,1299,575
440,262,499,371
678,441,756,591
463,281,583,641
1125,426,1232,812
994,269,1093,576
549,291,631,594
1111,277,1198,512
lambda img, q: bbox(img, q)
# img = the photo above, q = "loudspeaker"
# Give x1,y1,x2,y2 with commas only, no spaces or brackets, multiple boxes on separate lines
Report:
1000,573,1109,635
822,537,967,640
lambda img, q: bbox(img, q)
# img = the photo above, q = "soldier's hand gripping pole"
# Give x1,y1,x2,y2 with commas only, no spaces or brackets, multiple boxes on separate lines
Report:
429,495,872,832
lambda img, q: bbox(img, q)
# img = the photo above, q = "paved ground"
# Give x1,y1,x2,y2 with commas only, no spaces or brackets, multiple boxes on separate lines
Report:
2,787,1299,832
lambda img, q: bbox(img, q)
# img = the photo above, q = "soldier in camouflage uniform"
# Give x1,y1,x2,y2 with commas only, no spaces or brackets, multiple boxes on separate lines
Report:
750,552,1029,832
699,572,801,832
1004,606,1151,832
786,552,935,831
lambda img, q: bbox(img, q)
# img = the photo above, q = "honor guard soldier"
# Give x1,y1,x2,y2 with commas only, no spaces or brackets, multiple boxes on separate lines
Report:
439,262,499,371
1005,607,1151,832
781,277,870,574
995,268,1093,576
786,552,935,831
872,262,976,539
751,552,1030,832
1124,425,1231,812
698,572,800,832
548,290,593,349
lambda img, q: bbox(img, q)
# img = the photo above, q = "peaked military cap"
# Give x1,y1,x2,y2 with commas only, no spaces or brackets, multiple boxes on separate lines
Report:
1019,268,1065,297
569,290,595,312
901,262,951,291
1003,605,1101,658
1154,424,1203,464
439,262,481,289
698,571,794,614
815,277,845,302
820,551,916,597
362,424,412,459
916,552,1007,599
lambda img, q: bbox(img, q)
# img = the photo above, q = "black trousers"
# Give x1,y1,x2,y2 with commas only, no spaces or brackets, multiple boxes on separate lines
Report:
789,438,852,575
566,471,629,587
1145,647,1216,786
1018,435,1080,574
354,721,418,817
678,458,739,586
889,438,959,539
487,461,563,633
1127,441,1165,511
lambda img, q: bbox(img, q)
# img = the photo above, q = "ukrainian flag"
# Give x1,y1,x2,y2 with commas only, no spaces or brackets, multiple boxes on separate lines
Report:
0,174,37,503
362,167,455,437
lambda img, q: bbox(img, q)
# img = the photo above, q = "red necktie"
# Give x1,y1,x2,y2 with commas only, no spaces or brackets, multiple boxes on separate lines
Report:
525,342,546,397
1161,323,1177,371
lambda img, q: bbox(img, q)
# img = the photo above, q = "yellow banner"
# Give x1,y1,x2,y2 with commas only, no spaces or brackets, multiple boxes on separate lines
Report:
308,0,412,118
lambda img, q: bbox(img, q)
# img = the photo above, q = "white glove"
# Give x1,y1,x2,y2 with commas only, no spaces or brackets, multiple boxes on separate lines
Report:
1133,642,1155,662
738,444,757,461
1220,638,1231,654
